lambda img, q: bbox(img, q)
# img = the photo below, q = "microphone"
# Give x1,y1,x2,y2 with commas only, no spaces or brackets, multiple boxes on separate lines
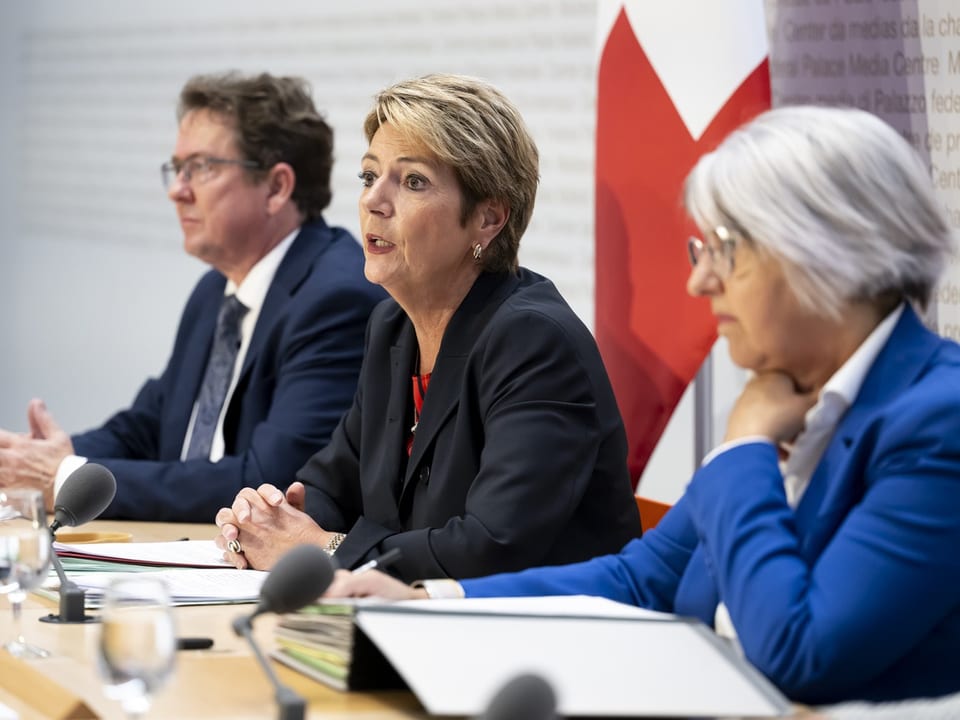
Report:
479,673,560,720
40,463,117,625
50,463,118,533
232,544,336,720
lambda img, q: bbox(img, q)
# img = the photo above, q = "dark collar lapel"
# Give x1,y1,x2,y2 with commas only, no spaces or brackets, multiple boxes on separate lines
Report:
239,221,330,378
401,271,521,490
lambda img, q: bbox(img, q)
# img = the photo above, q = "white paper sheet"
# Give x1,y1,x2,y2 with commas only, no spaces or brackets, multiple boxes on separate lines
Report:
392,594,674,620
53,539,230,568
45,567,266,604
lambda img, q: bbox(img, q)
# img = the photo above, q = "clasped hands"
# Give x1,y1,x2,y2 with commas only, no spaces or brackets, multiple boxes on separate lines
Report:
214,481,338,570
214,483,427,602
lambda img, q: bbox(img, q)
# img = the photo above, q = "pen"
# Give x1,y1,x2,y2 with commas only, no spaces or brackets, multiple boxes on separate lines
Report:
176,637,214,651
353,548,402,575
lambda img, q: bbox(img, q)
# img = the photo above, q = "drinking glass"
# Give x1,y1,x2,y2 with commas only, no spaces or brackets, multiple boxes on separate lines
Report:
0,488,53,658
97,576,176,719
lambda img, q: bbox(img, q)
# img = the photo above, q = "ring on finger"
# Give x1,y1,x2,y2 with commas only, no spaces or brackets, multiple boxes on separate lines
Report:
227,539,243,554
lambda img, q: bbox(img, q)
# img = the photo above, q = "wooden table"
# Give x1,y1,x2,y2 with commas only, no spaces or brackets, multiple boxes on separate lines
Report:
0,521,427,719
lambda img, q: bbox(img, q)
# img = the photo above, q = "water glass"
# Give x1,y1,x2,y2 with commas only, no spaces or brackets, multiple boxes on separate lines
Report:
0,488,52,658
97,576,176,719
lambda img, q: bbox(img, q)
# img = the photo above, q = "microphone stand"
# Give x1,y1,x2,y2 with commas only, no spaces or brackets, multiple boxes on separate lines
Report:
38,521,99,624
233,615,305,720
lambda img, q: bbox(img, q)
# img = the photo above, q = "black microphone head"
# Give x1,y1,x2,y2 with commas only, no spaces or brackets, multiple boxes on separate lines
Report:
481,673,558,720
53,463,117,529
259,544,335,615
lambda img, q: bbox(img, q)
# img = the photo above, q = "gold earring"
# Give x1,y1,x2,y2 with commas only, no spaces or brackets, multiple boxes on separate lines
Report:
473,244,483,261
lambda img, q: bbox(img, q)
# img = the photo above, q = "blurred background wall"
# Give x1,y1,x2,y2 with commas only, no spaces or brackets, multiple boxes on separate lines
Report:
0,1,602,430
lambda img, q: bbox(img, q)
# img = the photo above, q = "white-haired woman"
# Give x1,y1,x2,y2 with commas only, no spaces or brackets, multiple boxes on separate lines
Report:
325,105,960,705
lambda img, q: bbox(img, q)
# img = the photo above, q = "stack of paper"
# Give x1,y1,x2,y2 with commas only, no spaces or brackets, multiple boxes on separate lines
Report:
54,539,231,569
274,603,356,688
43,567,267,607
39,540,265,607
272,599,406,691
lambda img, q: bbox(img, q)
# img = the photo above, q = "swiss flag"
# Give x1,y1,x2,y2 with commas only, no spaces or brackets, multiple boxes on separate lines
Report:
595,4,770,486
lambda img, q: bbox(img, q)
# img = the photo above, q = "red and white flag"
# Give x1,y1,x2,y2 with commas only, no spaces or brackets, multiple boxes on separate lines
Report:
595,2,770,486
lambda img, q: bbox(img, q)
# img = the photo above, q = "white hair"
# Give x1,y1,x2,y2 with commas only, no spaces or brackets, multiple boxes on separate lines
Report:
684,105,954,320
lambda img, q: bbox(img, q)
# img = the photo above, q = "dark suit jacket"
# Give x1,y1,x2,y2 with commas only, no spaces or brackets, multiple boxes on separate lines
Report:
73,219,386,521
300,268,642,581
464,305,960,704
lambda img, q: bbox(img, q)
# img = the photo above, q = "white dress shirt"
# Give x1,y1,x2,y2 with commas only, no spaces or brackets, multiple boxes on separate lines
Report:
712,304,904,643
180,228,299,461
55,228,300,497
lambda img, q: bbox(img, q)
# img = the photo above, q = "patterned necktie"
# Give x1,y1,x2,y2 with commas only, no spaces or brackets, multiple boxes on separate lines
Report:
185,294,248,460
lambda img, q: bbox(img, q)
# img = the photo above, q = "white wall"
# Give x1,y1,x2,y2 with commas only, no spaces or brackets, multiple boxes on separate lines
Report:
0,0,710,502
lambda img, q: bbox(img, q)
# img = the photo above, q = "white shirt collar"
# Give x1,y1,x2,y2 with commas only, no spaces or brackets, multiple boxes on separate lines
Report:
225,227,299,313
782,303,905,507
820,303,904,408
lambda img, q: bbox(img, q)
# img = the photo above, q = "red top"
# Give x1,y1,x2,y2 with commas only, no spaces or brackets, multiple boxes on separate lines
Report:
407,372,431,456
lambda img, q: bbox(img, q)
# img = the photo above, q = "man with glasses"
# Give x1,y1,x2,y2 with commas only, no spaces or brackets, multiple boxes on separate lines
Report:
0,72,385,521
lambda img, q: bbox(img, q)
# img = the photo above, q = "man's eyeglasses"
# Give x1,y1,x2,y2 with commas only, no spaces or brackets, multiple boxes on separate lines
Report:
161,155,260,189
687,225,739,280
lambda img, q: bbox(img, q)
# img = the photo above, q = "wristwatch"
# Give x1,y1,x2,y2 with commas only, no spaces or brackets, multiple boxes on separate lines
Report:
323,532,347,555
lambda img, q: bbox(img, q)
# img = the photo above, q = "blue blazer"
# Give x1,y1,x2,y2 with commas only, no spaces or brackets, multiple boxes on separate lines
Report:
300,269,642,581
464,306,960,704
73,219,386,522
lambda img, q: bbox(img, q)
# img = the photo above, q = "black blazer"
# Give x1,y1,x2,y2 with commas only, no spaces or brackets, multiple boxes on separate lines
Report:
74,219,386,521
300,268,642,581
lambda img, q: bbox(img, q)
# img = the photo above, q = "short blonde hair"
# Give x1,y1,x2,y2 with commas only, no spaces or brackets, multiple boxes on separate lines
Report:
684,105,953,319
364,74,540,273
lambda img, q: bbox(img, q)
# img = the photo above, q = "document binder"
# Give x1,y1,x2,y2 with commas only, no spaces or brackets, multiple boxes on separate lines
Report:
274,595,791,717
